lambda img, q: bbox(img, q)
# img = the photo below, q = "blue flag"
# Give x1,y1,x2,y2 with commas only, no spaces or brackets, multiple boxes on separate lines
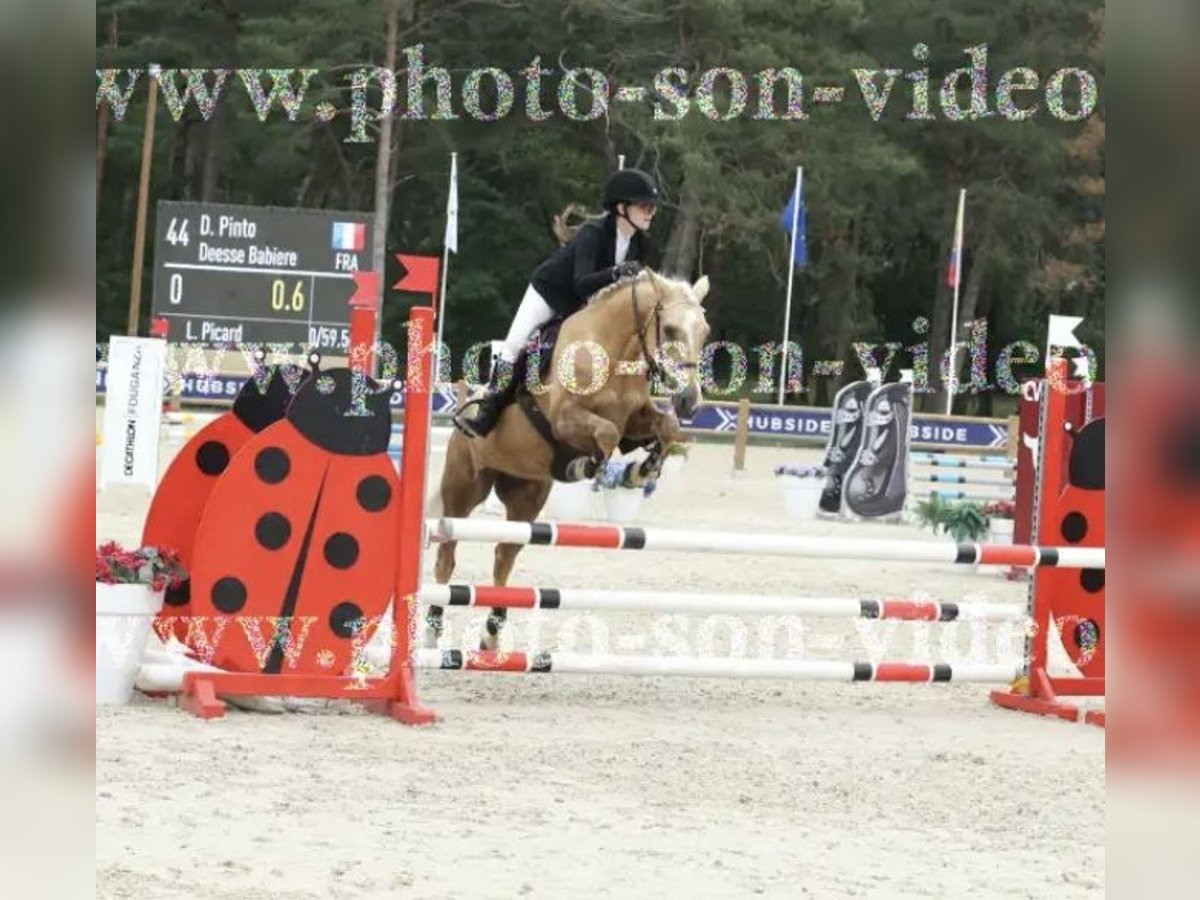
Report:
779,186,808,268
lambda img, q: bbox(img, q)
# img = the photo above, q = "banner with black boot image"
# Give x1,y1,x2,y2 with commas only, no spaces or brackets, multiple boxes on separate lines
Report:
842,382,914,521
817,381,874,516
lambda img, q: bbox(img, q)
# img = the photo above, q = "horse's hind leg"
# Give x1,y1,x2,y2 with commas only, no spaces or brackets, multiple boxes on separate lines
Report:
425,433,496,648
482,475,553,650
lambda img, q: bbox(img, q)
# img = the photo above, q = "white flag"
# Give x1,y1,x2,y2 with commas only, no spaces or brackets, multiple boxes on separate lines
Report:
1046,314,1084,351
444,153,458,254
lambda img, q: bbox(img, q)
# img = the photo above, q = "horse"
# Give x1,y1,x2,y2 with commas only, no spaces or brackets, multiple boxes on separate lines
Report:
426,270,711,649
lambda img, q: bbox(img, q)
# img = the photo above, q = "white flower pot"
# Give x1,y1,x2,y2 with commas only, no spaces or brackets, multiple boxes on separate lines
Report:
603,487,644,523
546,480,594,521
781,476,823,521
96,583,164,705
988,518,1015,545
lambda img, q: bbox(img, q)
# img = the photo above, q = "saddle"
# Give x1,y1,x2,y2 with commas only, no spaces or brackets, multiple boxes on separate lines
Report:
511,319,657,482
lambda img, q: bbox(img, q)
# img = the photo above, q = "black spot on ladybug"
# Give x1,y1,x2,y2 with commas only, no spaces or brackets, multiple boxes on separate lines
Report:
255,512,291,550
356,475,392,512
324,532,359,569
255,447,290,484
164,579,190,607
196,441,231,476
329,601,365,639
1060,511,1088,543
212,576,248,613
1080,569,1104,593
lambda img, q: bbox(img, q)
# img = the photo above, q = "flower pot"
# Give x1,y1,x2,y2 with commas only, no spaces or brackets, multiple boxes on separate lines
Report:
781,476,823,521
603,487,644,523
96,583,164,705
988,518,1015,545
546,480,593,521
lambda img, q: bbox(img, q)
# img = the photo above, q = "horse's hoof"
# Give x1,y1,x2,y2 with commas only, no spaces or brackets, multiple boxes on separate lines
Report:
564,456,593,482
422,627,442,650
479,632,500,652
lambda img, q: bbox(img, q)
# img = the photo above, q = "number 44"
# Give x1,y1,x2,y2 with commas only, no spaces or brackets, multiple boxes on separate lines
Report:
166,217,190,247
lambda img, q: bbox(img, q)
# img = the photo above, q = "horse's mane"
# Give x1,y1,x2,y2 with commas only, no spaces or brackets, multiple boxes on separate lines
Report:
587,270,694,308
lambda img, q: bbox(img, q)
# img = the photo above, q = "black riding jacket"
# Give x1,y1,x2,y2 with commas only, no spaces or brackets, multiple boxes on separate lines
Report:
530,213,649,316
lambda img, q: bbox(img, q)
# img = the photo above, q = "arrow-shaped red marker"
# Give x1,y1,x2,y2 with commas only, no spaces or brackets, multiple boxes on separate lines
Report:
394,253,440,296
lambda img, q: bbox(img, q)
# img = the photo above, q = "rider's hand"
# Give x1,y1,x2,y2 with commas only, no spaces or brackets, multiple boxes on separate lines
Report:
611,261,643,280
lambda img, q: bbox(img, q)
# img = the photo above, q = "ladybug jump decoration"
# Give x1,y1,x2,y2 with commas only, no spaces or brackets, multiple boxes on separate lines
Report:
991,358,1106,725
142,356,309,644
137,303,437,724
185,364,401,677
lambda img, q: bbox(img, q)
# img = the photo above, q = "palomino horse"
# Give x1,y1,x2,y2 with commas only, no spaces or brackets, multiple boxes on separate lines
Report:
427,270,711,649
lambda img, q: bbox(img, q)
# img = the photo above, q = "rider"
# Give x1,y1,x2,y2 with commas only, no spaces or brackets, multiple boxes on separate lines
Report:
453,167,662,438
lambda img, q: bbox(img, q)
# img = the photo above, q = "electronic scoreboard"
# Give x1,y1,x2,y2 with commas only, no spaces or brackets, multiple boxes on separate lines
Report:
150,200,374,350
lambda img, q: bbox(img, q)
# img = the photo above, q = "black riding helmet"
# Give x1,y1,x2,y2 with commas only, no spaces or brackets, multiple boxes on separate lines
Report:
603,168,661,210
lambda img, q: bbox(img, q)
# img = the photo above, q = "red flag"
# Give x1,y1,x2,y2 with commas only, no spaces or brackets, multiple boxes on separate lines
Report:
393,254,440,296
350,271,380,309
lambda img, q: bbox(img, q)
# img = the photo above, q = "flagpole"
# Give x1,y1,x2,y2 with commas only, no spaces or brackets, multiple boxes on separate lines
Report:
778,166,803,407
945,188,966,416
434,152,457,391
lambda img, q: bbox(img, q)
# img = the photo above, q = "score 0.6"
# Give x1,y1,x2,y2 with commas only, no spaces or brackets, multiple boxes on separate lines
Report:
271,279,306,313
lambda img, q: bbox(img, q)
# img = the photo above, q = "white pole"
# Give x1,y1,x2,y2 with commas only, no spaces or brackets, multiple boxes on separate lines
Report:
617,154,625,170
945,188,966,416
433,152,456,389
779,166,803,406
415,584,1025,621
425,151,456,507
431,517,1106,569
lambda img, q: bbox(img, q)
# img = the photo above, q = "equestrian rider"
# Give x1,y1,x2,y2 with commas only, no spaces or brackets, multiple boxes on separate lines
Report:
453,167,661,438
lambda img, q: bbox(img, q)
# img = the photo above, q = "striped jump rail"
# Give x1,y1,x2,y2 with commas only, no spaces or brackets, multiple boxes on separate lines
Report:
910,457,1015,471
913,473,1016,487
431,518,1105,570
420,584,1026,622
912,453,1012,464
906,490,1014,503
415,649,1020,683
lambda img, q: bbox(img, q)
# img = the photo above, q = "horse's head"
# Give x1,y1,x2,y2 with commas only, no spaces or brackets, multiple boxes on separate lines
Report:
651,273,710,421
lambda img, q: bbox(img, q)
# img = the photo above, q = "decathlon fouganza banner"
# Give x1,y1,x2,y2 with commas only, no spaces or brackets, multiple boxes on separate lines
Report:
101,336,167,490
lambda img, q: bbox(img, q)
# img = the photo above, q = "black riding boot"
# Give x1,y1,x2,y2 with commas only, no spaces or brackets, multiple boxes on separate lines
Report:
453,357,517,438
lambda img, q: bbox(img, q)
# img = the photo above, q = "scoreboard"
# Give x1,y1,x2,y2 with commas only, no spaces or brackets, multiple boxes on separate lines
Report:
150,201,374,350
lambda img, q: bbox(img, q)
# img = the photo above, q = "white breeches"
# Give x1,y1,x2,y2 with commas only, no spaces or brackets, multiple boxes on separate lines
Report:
497,284,557,363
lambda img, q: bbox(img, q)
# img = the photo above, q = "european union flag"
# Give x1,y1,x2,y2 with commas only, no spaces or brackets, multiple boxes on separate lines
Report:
779,186,808,268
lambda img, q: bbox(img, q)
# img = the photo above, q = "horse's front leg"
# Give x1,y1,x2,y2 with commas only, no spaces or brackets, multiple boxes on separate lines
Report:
552,400,622,477
620,403,684,485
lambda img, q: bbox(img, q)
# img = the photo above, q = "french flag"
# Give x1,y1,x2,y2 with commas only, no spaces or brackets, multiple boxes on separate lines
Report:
946,191,965,288
332,222,366,252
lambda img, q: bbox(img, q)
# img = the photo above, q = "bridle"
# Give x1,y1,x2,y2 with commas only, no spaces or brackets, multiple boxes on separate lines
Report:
631,277,699,388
